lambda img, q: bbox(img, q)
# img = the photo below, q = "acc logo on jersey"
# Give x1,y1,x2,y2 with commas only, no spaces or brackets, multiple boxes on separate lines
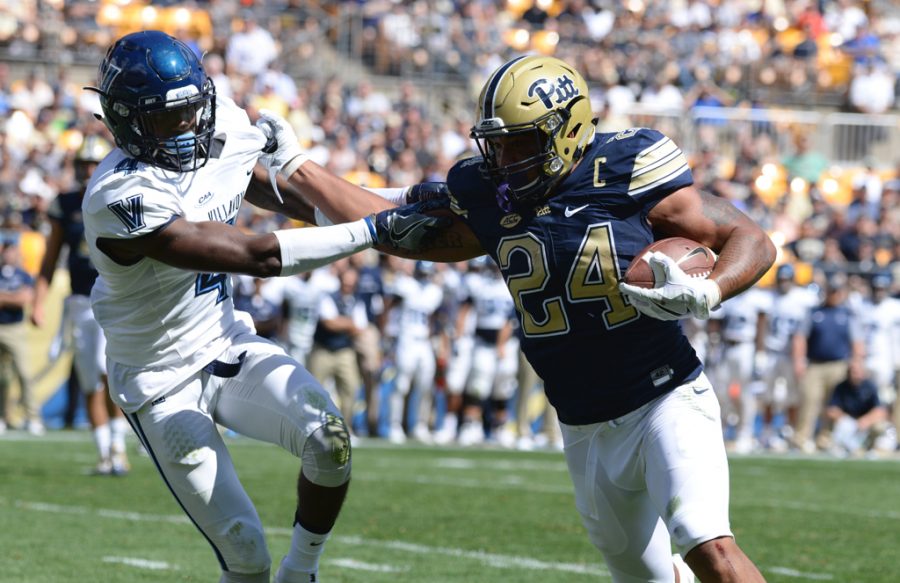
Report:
528,75,579,110
500,213,521,228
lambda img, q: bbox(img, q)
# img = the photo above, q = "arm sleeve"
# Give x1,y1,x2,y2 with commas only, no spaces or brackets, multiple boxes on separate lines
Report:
273,219,374,277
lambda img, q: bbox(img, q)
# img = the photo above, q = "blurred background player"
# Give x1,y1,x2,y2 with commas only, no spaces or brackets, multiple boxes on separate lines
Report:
756,264,818,450
433,259,478,445
707,284,769,453
383,259,443,443
856,272,900,442
457,261,517,447
278,271,324,367
31,135,129,474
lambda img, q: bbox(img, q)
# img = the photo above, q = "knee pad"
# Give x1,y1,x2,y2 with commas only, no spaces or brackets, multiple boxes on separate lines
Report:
217,519,271,581
301,413,351,487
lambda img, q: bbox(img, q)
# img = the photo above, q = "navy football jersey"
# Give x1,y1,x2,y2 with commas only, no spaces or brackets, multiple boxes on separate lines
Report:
48,189,98,296
447,128,702,424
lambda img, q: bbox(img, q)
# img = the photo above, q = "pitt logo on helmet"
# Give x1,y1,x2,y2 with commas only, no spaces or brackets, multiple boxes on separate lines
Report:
528,75,579,110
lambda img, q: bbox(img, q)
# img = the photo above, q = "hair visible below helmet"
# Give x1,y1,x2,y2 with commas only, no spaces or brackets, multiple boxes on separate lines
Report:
87,30,216,172
471,55,595,209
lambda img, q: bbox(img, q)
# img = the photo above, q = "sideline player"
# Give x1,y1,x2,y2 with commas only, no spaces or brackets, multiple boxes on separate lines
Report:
82,31,444,583
31,136,131,475
291,55,774,582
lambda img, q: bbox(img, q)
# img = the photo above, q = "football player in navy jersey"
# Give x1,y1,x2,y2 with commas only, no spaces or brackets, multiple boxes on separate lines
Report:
290,55,775,582
31,135,132,475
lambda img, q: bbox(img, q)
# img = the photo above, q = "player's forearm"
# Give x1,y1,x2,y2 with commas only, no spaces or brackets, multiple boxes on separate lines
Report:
246,168,317,223
709,226,775,301
146,219,373,278
286,161,395,223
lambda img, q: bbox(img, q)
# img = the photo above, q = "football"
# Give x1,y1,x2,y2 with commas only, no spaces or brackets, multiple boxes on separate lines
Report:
623,237,716,289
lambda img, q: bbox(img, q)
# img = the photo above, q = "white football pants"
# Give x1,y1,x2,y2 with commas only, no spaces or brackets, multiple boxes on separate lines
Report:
125,332,344,578
560,373,732,582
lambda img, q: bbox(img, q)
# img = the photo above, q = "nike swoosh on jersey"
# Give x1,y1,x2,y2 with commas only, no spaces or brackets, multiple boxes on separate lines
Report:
564,204,589,217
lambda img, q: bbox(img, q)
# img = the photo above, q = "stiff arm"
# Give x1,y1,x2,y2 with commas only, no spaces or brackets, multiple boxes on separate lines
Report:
281,161,484,262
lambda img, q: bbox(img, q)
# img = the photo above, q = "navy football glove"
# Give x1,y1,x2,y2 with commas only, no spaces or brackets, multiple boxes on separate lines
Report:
365,203,452,251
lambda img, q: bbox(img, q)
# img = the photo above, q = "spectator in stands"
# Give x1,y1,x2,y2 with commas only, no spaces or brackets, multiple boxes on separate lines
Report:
849,62,895,116
0,236,40,435
792,272,865,452
826,360,892,456
782,131,829,184
226,12,278,78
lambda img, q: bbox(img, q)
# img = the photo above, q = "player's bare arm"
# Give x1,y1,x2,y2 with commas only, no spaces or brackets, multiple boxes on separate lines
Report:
97,218,283,276
255,110,484,262
30,217,65,326
245,166,317,224
284,162,483,262
648,186,776,300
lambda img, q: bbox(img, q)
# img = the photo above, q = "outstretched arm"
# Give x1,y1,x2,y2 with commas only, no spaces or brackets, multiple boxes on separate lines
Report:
254,111,484,262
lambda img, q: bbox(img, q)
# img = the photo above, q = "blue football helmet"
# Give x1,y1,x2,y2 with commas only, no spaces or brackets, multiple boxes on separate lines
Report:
87,30,216,172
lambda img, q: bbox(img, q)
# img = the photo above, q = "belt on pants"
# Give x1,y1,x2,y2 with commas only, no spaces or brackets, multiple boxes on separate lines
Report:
202,351,247,378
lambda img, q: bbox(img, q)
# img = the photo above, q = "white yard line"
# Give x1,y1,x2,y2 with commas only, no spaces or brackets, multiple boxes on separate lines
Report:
328,558,409,573
9,498,840,581
768,566,834,580
101,556,178,571
10,499,605,578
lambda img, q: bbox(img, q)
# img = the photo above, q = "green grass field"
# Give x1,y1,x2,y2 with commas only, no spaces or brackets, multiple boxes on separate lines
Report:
2,432,900,582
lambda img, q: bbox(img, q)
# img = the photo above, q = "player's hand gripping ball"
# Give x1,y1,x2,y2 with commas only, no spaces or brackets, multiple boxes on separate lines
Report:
619,237,720,320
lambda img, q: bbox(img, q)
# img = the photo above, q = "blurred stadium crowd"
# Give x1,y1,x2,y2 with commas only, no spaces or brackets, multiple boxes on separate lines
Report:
0,0,897,458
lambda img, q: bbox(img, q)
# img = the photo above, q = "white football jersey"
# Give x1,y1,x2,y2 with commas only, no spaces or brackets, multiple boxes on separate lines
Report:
859,297,900,368
280,274,328,355
83,96,268,411
468,271,515,332
392,275,443,340
762,286,819,352
717,287,769,344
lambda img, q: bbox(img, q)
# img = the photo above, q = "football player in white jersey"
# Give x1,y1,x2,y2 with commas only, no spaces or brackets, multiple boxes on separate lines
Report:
457,261,518,446
279,271,327,367
707,287,769,453
859,273,900,422
82,31,445,583
383,260,443,443
433,259,479,444
757,264,819,449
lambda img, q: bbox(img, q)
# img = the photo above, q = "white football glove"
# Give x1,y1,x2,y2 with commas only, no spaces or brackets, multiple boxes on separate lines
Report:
255,109,309,203
619,251,722,320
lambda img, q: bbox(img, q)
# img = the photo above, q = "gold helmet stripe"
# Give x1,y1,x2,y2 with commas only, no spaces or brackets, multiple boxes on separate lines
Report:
482,55,530,119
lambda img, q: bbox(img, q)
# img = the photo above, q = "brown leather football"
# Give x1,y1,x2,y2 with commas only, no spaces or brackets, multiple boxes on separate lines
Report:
623,237,716,288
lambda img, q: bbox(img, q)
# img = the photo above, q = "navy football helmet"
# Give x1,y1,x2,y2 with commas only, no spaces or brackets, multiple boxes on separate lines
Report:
87,30,216,172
